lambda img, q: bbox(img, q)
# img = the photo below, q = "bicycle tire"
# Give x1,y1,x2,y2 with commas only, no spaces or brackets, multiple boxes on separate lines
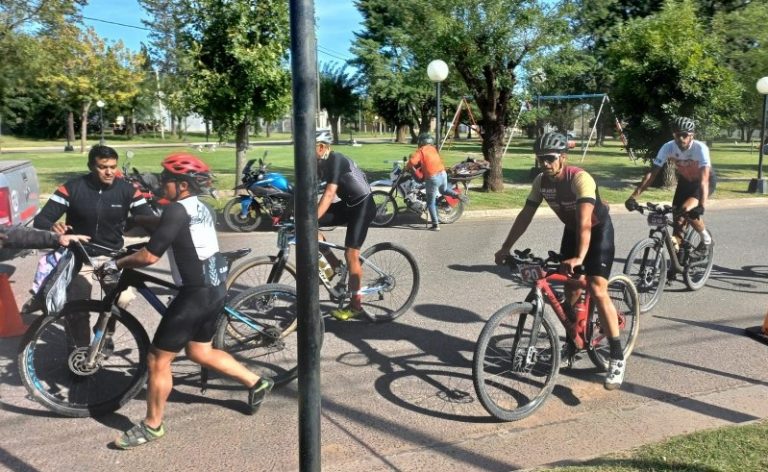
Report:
683,227,715,291
214,284,307,387
623,237,667,313
436,198,463,224
226,255,297,294
371,190,398,226
472,302,560,422
222,197,262,232
17,300,150,417
358,242,420,322
587,274,640,371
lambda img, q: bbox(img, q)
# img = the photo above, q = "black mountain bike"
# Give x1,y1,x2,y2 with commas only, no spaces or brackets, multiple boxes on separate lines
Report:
623,202,715,313
17,242,303,417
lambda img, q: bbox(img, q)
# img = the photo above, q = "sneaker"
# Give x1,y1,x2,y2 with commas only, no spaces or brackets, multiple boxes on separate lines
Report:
247,377,274,415
114,421,165,449
604,358,626,391
430,224,440,231
329,305,364,321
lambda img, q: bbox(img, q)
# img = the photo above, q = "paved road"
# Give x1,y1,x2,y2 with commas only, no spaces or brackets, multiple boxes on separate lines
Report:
1,200,767,471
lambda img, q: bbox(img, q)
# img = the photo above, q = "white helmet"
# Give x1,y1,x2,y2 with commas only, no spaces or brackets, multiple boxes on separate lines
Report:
316,130,333,145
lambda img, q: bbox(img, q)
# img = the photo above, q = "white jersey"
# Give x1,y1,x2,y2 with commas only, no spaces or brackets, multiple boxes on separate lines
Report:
652,139,711,182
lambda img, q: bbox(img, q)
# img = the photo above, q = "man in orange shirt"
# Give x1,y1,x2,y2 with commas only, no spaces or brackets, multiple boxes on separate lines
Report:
406,133,467,231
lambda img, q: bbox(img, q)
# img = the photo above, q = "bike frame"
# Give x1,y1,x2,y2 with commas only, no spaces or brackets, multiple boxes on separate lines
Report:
641,207,701,275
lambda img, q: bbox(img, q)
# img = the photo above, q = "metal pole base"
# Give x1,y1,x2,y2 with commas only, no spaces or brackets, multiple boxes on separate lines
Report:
64,145,74,152
747,178,768,194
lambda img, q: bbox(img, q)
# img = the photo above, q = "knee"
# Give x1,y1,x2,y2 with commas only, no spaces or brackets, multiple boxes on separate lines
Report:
185,344,209,364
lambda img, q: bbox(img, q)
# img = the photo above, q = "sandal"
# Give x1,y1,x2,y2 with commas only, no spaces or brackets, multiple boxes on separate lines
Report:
114,421,165,449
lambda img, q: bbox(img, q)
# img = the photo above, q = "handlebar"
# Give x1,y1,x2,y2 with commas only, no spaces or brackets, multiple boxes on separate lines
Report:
629,202,699,219
502,249,585,282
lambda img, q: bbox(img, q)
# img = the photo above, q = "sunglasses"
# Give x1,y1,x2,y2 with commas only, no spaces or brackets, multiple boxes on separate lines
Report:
537,154,560,164
675,132,691,139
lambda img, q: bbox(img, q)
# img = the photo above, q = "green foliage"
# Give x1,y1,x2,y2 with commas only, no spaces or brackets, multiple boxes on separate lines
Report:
319,63,359,143
604,0,741,160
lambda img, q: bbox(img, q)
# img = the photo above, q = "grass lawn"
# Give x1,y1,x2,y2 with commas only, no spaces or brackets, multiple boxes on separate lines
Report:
541,419,768,471
3,136,767,208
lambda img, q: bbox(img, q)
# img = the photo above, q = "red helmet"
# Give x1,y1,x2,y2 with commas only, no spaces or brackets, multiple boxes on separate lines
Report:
160,153,212,192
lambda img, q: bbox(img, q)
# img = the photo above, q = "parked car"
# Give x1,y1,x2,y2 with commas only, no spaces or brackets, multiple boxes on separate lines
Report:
0,160,39,228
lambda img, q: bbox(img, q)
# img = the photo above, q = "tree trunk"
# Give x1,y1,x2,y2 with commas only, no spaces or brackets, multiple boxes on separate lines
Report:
235,120,249,182
329,115,340,144
657,162,677,188
79,101,90,153
395,124,409,143
66,111,75,149
482,120,506,192
265,121,271,138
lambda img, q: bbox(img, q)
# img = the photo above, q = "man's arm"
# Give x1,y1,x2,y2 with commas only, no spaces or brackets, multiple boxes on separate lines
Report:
317,183,338,219
33,185,69,231
561,201,594,275
115,247,160,270
698,166,711,208
629,165,662,200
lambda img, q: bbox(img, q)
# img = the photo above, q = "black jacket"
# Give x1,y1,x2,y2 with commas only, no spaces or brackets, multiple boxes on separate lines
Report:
0,226,60,262
34,174,153,252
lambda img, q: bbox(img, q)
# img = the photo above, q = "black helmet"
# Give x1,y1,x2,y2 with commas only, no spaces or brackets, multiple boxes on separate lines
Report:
417,133,434,146
534,132,568,154
672,116,695,133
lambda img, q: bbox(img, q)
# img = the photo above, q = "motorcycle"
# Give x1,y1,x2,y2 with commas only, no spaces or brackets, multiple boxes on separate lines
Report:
370,157,468,227
221,152,294,232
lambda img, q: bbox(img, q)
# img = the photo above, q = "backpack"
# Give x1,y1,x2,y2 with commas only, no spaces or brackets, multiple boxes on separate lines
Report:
31,248,78,315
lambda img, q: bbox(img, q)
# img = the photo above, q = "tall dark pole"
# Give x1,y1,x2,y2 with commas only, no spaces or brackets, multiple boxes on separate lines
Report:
289,1,322,471
99,108,105,145
435,81,442,150
749,77,768,194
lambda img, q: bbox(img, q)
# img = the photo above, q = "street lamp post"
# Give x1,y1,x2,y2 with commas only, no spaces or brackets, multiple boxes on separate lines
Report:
96,100,105,146
427,59,449,150
749,76,768,194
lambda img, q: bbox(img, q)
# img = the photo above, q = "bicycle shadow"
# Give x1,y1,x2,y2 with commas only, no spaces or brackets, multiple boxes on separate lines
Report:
703,263,768,294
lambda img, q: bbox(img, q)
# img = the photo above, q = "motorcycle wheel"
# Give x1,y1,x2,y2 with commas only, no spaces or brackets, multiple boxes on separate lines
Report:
371,190,398,226
222,197,262,232
437,198,463,224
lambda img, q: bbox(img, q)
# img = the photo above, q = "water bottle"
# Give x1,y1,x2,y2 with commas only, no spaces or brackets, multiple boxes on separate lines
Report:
557,293,576,322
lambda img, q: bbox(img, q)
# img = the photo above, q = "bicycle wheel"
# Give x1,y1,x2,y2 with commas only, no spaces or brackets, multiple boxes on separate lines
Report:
359,242,420,322
436,198,463,224
214,284,307,387
222,197,262,232
17,300,150,417
472,302,560,422
587,274,640,371
371,190,397,226
226,255,297,294
683,227,715,291
623,237,667,313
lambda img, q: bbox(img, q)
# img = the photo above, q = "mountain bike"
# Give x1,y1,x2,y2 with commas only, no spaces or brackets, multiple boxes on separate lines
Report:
472,249,640,421
17,242,303,417
623,202,715,313
228,220,420,322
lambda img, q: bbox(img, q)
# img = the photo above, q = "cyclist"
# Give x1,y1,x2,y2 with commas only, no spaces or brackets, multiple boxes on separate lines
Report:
494,132,626,390
315,130,377,320
406,133,468,231
33,145,155,306
625,116,715,252
105,154,273,449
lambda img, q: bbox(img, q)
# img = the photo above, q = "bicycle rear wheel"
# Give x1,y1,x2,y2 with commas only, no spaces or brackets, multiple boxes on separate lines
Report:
587,274,640,371
472,303,560,421
359,242,420,322
371,190,397,226
214,284,306,387
226,255,297,294
683,227,714,291
436,198,463,224
623,237,667,313
17,300,149,417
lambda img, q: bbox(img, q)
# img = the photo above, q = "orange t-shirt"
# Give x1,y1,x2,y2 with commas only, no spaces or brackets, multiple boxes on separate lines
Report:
407,145,445,179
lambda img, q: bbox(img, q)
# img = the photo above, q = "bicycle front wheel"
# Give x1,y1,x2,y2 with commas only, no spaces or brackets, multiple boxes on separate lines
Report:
371,190,397,226
683,227,714,291
623,237,667,313
359,242,420,322
472,303,560,421
17,300,150,417
587,274,640,371
214,284,305,387
226,255,297,294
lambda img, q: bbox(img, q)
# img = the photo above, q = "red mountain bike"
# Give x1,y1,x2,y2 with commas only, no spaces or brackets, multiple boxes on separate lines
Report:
472,249,640,421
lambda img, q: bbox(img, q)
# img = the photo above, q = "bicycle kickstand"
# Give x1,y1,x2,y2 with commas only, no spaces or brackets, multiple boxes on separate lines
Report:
200,367,209,394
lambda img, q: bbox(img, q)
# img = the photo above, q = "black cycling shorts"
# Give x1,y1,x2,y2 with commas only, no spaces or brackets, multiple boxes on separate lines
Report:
560,216,615,280
152,284,226,352
672,170,717,208
318,194,376,249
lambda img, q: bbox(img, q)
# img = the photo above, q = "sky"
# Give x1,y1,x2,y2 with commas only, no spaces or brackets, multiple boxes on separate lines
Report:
80,0,362,65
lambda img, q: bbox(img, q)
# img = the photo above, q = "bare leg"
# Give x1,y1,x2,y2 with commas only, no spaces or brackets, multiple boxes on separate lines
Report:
144,347,177,429
589,276,619,339
186,341,259,387
345,247,362,309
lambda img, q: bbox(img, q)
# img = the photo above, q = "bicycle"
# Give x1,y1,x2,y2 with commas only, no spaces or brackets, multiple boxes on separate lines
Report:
17,242,303,417
623,202,715,313
227,220,420,322
472,249,640,421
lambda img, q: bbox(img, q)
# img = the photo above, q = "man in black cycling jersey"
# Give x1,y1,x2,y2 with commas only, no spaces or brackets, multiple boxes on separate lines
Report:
494,132,626,390
625,116,715,252
315,131,377,320
34,145,154,307
105,154,273,449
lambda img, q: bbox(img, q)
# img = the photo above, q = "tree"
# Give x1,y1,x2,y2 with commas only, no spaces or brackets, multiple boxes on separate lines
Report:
319,63,359,144
604,0,740,185
187,0,291,177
